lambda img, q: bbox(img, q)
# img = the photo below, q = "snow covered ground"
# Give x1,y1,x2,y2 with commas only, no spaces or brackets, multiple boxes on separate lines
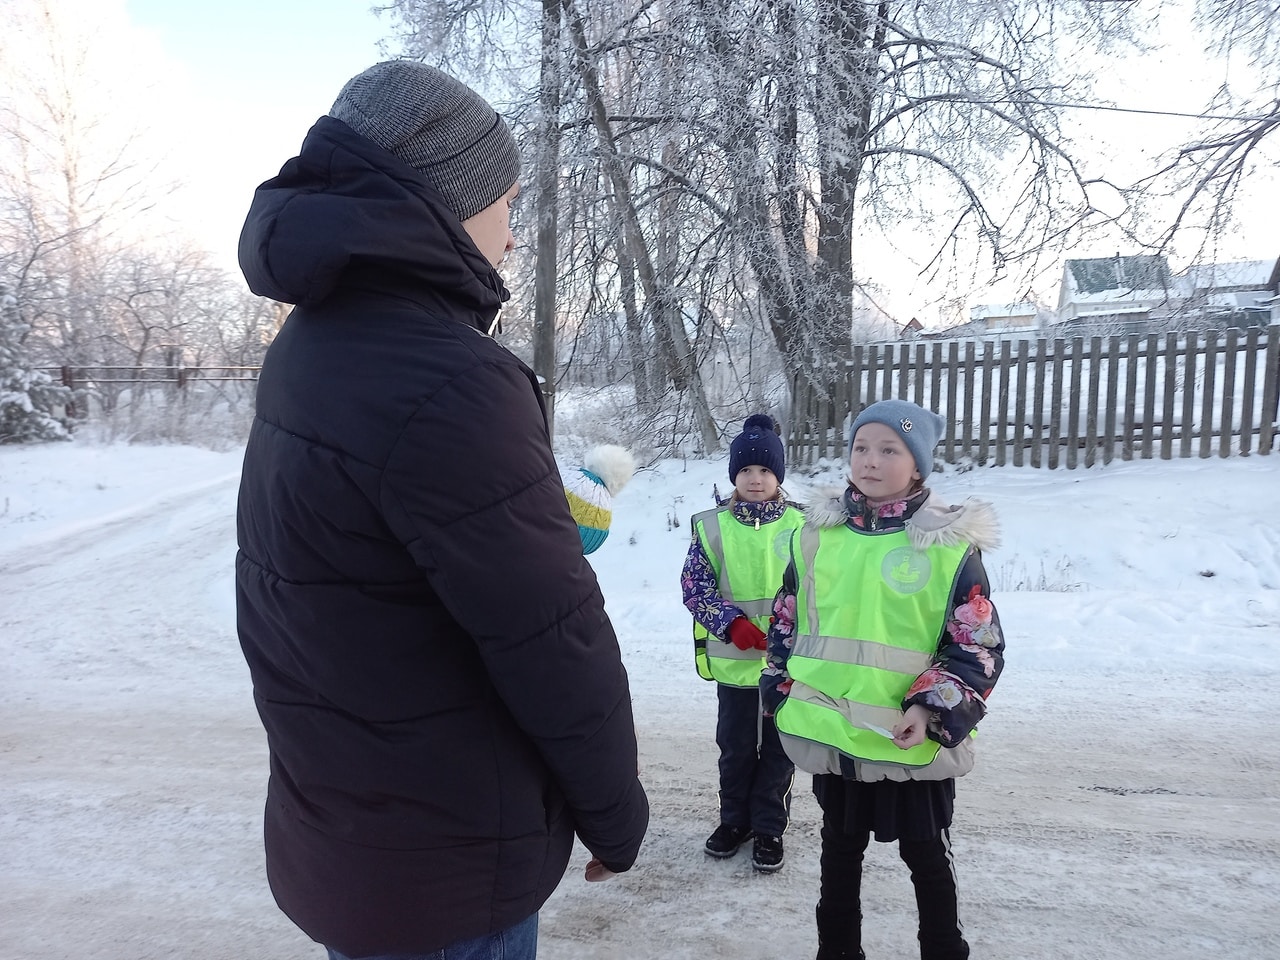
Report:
1,441,1278,960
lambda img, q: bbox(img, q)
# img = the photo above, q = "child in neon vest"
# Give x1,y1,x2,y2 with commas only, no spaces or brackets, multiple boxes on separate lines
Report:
681,413,806,872
762,399,1004,960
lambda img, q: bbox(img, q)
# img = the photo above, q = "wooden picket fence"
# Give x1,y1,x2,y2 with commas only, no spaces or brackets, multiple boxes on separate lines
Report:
787,328,1280,469
48,365,261,389
41,365,261,418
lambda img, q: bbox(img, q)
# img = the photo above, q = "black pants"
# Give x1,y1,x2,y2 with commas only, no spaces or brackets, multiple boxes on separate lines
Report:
815,796,969,960
714,684,794,837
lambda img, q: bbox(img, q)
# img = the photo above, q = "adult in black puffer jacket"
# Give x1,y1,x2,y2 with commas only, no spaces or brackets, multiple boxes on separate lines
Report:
235,61,648,959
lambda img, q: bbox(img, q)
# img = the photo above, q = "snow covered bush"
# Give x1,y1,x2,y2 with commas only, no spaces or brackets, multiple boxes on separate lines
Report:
0,284,70,444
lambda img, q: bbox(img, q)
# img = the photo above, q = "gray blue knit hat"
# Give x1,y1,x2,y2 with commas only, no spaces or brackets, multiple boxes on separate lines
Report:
329,61,521,221
849,400,946,477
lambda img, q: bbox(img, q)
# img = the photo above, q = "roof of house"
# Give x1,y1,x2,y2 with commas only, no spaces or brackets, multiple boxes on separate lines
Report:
1202,290,1275,311
1183,259,1276,291
924,318,986,339
1065,255,1172,295
970,301,1039,321
1062,303,1153,317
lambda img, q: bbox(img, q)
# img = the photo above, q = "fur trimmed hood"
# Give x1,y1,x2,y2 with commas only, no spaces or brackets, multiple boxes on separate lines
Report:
805,487,1001,553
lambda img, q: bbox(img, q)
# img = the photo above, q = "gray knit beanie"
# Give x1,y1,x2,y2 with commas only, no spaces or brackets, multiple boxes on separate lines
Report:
849,399,947,477
329,61,521,221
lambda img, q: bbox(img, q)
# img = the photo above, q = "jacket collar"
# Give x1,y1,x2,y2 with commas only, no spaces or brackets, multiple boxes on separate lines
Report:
729,496,791,526
844,486,926,531
805,485,1001,552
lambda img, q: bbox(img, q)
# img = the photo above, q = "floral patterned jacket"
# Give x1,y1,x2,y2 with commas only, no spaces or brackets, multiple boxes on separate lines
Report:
761,485,1005,749
681,496,795,639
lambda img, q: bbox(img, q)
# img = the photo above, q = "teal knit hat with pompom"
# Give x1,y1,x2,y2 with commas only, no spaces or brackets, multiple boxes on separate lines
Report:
562,445,636,555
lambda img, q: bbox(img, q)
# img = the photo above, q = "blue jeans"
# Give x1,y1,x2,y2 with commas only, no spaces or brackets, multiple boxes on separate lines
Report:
325,913,539,960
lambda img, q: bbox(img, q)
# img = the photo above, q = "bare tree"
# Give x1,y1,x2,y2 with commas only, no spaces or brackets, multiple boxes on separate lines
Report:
533,0,565,432
0,0,295,445
0,0,163,370
382,0,1141,443
1131,0,1280,248
382,0,717,448
655,0,1141,384
560,0,720,449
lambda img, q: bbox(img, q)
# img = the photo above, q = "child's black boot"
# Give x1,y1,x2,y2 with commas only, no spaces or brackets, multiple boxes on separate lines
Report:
751,834,784,872
704,823,753,857
815,902,864,960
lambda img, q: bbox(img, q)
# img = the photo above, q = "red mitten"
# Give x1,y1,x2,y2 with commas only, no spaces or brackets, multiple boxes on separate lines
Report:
727,617,766,651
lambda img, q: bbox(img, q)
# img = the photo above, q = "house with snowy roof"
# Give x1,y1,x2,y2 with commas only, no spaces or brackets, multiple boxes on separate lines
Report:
1177,258,1278,328
1054,254,1178,332
967,299,1045,331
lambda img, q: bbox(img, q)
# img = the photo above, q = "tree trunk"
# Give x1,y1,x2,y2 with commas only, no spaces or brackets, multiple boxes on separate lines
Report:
617,246,655,408
813,0,880,360
533,0,563,437
562,0,720,451
693,0,809,384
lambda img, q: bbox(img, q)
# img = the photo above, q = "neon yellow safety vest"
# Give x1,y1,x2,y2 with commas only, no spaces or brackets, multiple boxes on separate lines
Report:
773,522,971,771
691,503,807,688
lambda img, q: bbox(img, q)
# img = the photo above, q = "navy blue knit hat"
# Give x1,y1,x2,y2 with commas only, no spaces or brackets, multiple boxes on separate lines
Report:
849,400,946,477
729,414,786,485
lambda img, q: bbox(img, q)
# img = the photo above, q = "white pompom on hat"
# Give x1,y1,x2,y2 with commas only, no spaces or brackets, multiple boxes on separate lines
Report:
562,445,637,555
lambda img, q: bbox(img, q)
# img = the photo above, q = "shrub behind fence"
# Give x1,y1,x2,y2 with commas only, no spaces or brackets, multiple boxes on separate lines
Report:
43,365,260,449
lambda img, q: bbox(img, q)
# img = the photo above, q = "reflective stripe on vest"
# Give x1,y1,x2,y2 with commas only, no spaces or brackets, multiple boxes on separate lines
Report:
691,504,806,688
774,522,970,765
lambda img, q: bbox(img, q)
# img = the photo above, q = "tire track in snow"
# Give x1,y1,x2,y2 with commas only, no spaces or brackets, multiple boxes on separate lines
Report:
0,471,240,577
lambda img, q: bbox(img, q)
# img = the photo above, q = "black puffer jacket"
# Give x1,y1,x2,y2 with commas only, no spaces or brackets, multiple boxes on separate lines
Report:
235,116,648,957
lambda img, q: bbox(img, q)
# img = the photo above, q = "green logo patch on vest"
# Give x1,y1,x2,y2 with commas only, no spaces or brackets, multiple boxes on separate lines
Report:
881,545,932,594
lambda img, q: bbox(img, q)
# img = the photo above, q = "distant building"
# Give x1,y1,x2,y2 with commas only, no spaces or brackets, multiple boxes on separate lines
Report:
935,253,1277,343
968,300,1042,331
1178,258,1277,329
899,317,925,340
1055,254,1177,332
924,297,1047,341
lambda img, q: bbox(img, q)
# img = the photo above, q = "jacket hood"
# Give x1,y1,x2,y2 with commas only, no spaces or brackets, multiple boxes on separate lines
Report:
237,116,509,321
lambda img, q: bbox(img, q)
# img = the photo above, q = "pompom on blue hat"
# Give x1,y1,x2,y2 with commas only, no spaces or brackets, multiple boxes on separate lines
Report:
728,413,786,486
849,400,947,477
563,445,637,555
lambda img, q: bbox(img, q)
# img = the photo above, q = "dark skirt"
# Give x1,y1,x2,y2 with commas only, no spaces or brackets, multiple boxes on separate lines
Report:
812,773,955,843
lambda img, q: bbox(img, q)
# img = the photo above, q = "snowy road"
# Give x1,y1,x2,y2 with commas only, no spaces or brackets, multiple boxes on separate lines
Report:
593,594,1280,960
0,475,314,959
1,449,1278,959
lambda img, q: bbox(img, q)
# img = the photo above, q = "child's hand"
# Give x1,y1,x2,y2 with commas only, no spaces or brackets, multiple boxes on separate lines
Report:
892,704,932,749
727,617,766,651
584,858,616,882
